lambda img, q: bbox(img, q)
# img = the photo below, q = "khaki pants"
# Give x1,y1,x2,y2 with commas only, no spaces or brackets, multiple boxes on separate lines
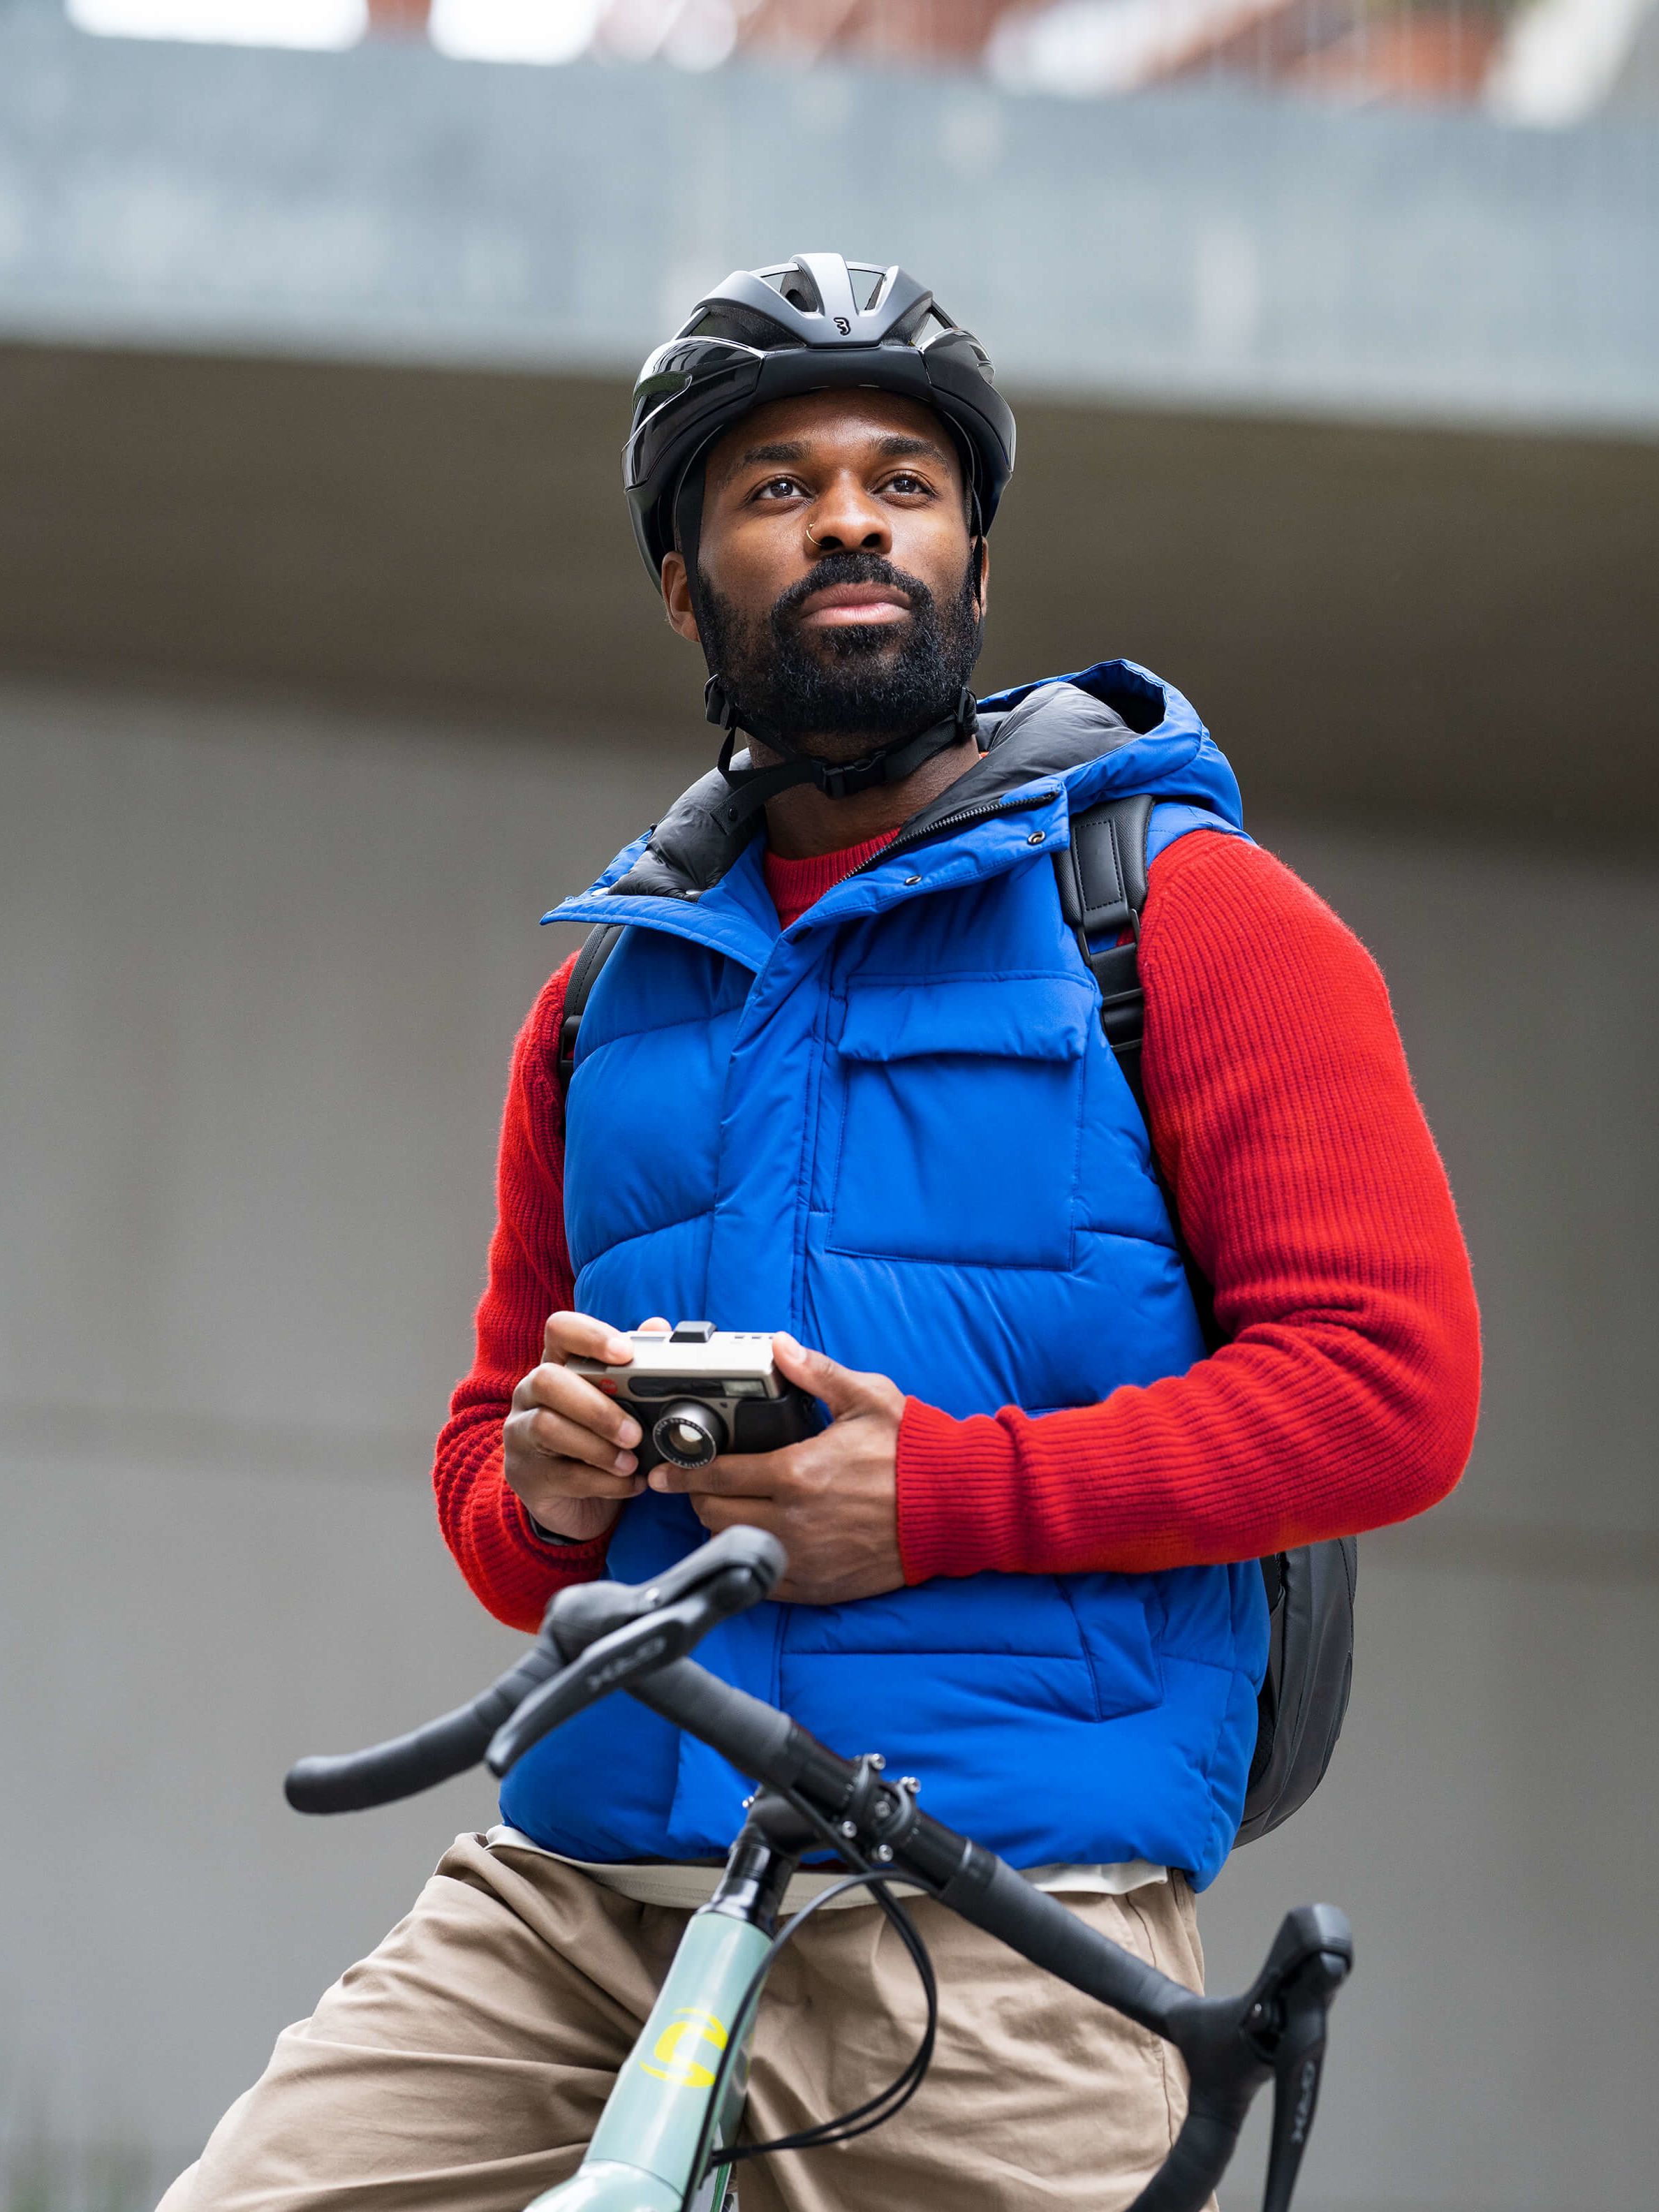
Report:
161,1833,1212,2212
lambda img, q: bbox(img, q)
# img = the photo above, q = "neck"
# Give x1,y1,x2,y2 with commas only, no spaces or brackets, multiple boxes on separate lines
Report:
758,731,981,860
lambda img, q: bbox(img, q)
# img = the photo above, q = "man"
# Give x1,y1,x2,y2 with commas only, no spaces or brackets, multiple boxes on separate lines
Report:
167,256,1479,2212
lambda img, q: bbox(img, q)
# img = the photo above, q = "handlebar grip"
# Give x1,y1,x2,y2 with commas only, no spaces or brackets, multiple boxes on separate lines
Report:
285,1533,791,1816
285,1646,558,1814
1124,2081,1253,2212
631,1656,799,1782
934,1850,1197,2040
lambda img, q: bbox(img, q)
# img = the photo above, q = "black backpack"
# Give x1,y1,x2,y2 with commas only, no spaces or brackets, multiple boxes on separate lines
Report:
555,793,1357,1845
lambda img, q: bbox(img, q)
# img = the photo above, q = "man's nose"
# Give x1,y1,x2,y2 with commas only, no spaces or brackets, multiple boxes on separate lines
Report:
804,478,891,556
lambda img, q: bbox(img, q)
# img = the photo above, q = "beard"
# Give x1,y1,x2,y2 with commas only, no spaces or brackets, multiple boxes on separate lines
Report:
695,550,983,758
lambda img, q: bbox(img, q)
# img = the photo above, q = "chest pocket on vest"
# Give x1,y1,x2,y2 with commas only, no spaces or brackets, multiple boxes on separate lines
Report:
827,975,1093,1270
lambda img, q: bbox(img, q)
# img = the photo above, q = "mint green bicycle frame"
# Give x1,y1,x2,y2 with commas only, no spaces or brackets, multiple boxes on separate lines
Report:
526,1901,765,2212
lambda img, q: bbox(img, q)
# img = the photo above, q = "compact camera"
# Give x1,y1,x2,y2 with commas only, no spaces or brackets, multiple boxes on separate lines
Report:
566,1321,825,1473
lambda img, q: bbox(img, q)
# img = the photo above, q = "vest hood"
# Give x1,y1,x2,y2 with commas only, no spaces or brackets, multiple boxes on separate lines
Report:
545,659,1242,921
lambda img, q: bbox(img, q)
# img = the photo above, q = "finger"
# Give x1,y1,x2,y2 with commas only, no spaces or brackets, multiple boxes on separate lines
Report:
504,1415,643,1500
647,1451,784,1497
523,1406,640,1477
543,1309,634,1365
522,1464,644,1503
772,1332,893,1420
517,1364,644,1447
636,1315,671,1332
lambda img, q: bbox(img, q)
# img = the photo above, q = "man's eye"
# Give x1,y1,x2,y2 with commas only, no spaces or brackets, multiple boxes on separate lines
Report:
886,473,931,496
753,476,804,501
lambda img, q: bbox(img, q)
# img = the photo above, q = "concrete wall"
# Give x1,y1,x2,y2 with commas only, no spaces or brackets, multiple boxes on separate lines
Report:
1,674,1656,2212
6,343,1658,851
2,3,1658,432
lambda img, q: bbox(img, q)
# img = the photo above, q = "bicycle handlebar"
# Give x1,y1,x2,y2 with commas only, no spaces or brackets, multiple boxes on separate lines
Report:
285,1528,786,1813
284,1644,559,1814
954,1871,1350,2212
284,1528,1352,2212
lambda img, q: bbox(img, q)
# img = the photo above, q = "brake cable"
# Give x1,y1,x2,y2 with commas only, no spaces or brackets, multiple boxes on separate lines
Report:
679,1783,942,2211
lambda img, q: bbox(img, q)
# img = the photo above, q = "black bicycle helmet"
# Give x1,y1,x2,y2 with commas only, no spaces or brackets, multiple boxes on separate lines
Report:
624,252,1016,582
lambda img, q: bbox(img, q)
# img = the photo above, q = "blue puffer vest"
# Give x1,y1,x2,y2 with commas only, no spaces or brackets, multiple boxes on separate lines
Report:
504,661,1269,1889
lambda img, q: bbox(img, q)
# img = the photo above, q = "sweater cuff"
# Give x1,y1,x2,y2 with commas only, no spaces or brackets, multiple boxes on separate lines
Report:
512,1491,609,1567
895,1396,1026,1584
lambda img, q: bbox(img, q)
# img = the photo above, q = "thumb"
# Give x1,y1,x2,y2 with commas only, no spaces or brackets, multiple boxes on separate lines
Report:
772,1332,893,1421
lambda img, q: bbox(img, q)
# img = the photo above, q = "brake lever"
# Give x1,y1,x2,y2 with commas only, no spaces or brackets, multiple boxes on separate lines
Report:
1262,2005,1328,2212
487,1595,708,1773
1248,1905,1352,2212
540,1524,786,1662
488,1530,786,1776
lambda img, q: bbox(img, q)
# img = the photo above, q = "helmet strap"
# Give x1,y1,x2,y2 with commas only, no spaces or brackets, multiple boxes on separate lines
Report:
706,679,978,831
671,451,714,646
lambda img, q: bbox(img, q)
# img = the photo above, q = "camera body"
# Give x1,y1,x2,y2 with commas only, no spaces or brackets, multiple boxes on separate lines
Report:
565,1321,824,1474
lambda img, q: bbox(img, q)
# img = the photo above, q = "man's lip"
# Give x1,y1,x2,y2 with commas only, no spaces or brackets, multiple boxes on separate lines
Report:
795,583,914,627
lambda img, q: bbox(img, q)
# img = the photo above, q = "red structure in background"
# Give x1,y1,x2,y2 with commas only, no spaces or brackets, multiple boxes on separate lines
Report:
364,0,1521,110
732,0,1047,66
1285,8,1508,99
367,0,432,28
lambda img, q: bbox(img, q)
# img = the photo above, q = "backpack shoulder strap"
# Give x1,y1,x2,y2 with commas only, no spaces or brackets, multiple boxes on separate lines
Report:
555,922,626,1094
1058,797,1358,1845
1052,791,1155,1109
1055,793,1223,1349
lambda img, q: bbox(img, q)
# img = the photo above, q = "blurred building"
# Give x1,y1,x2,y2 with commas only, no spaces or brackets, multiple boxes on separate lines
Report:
0,4,1656,2210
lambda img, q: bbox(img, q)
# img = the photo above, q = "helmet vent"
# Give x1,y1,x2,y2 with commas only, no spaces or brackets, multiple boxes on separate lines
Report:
778,272,820,313
686,302,794,351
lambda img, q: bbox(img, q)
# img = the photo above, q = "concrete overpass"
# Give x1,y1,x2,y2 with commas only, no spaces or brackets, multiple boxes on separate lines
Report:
1,0,1657,843
1,13,1656,2212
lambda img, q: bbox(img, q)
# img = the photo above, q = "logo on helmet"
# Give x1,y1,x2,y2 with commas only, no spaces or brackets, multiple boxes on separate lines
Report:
834,315,851,334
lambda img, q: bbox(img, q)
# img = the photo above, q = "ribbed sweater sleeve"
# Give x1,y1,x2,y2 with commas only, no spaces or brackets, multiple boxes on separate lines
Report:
894,831,1482,1580
432,951,607,1632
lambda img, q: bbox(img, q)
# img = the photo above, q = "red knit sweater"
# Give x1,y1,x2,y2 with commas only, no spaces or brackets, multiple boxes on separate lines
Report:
435,830,1480,1630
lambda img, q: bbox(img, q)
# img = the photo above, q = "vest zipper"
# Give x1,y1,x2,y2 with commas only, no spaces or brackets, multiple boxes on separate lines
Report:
844,787,1056,879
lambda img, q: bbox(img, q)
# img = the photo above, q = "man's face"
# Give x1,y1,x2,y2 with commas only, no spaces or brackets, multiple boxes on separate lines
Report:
660,388,987,754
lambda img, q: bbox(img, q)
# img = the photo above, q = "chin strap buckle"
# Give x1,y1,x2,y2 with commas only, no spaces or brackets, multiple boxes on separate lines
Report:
709,680,978,821
815,759,860,802
705,675,739,732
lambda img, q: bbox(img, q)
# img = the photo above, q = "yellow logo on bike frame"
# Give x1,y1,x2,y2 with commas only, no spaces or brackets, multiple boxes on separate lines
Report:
640,2007,729,2089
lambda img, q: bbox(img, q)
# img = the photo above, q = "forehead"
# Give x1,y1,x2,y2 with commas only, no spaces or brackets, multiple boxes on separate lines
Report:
705,388,962,491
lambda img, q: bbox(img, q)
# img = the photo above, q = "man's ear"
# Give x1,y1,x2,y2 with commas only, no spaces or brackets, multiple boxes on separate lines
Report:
661,552,701,644
974,538,991,625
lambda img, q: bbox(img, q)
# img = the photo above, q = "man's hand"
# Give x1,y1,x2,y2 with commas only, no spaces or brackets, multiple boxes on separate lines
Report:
647,1333,905,1605
503,1311,668,1544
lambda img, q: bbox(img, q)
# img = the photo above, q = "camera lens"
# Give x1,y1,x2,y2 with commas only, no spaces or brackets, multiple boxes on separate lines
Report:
651,1400,726,1469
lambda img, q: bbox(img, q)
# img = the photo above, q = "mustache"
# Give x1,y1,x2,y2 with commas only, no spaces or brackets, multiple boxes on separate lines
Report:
769,552,934,631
